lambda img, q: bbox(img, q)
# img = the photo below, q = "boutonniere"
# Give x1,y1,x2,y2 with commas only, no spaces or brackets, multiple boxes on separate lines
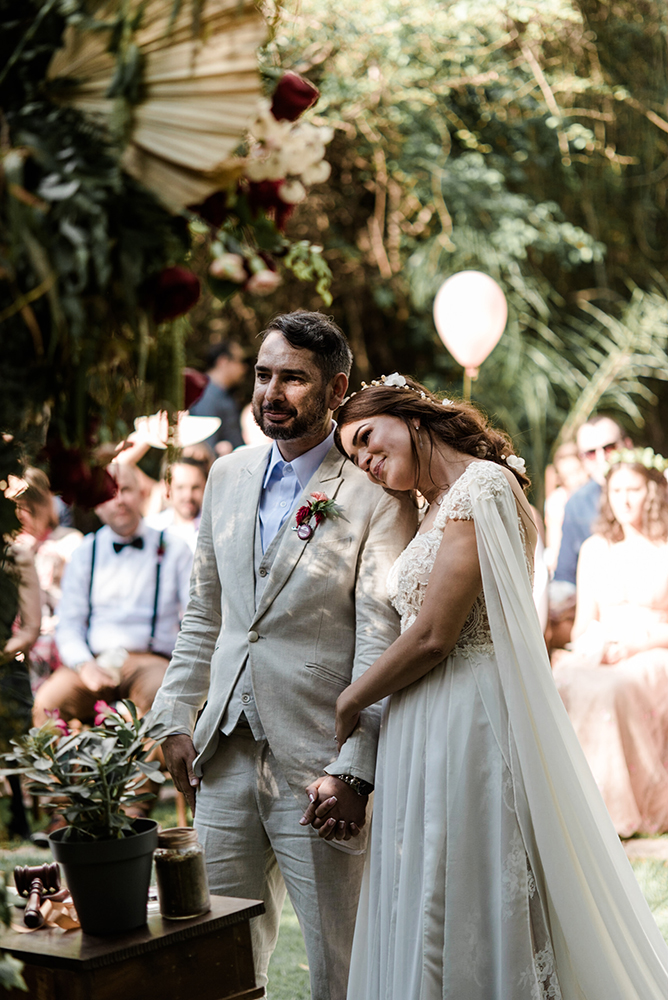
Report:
293,492,342,540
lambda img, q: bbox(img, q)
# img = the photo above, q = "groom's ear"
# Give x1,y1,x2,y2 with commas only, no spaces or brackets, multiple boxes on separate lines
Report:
327,372,349,412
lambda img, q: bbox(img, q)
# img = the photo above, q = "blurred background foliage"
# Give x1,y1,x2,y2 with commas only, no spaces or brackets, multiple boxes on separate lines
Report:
196,0,668,504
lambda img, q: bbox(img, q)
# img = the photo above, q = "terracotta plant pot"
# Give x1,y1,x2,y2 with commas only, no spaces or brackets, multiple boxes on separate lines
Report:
49,819,158,935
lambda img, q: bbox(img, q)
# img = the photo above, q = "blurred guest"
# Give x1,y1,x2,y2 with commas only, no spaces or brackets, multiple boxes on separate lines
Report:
553,451,668,836
544,442,587,573
33,463,192,727
553,416,630,587
1,541,40,839
13,468,83,685
147,456,207,553
549,416,631,650
181,442,214,474
189,341,246,455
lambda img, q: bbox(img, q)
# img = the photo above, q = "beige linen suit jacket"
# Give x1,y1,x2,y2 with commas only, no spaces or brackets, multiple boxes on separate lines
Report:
151,442,417,803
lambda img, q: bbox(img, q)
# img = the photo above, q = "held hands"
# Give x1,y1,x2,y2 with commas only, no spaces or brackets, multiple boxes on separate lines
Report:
300,776,368,841
162,733,200,814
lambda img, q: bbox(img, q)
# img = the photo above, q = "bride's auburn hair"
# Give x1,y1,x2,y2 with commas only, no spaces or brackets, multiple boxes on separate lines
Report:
596,463,668,543
335,376,530,492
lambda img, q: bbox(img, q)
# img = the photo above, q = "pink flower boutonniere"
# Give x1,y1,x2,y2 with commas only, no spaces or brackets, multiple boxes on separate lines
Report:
293,492,342,540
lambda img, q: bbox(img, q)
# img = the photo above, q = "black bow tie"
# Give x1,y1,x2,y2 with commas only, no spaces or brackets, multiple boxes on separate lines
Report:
113,537,144,554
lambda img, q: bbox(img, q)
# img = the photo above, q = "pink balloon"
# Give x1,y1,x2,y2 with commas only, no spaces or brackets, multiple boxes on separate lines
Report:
433,271,507,376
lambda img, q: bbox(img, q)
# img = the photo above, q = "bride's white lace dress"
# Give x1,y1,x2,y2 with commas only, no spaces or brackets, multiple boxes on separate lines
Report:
347,462,668,1000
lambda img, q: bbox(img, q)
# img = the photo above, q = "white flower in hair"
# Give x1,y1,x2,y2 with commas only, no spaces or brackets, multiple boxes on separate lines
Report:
383,372,407,387
442,398,452,406
505,454,526,474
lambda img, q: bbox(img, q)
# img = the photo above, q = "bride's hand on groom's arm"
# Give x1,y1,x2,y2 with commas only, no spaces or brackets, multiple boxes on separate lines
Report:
335,687,361,751
300,776,367,840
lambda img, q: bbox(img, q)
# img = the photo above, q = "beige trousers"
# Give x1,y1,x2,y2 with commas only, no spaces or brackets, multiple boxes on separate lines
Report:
194,724,366,1000
32,653,169,725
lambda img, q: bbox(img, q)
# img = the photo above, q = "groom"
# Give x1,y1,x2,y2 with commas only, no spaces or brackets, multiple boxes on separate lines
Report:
151,311,416,1000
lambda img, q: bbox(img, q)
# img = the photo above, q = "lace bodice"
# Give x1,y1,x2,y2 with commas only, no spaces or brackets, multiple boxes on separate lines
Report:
387,461,515,657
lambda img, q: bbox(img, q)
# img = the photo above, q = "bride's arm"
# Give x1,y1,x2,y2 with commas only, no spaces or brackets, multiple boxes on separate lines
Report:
336,518,482,747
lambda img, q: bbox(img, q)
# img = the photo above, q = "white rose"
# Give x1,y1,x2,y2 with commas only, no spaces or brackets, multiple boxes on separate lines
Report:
301,160,331,186
384,372,407,387
505,454,526,474
278,179,307,205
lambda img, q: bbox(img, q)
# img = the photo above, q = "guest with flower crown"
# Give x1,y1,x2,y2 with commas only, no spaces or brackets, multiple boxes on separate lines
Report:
553,447,668,836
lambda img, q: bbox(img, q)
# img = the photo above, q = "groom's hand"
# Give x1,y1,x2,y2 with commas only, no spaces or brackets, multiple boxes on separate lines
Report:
163,733,200,814
300,776,368,840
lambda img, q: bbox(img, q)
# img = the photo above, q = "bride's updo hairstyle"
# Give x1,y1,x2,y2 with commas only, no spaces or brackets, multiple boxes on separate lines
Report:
335,375,530,492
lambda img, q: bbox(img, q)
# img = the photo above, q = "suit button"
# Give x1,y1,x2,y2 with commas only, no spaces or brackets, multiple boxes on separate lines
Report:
248,630,259,643
241,694,251,704
258,567,267,577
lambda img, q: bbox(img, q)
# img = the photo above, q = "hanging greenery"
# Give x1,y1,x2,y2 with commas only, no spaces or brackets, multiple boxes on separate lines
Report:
0,0,334,649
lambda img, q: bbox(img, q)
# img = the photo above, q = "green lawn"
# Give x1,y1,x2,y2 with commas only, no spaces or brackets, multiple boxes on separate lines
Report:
1,792,667,1000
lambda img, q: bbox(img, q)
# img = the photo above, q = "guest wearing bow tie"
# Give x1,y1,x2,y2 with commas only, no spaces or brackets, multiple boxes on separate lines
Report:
33,463,193,727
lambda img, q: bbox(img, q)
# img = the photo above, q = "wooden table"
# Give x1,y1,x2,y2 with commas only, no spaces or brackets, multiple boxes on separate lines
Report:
0,894,265,1000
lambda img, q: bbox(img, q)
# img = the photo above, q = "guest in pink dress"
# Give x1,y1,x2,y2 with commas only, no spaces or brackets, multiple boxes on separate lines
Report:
553,449,668,836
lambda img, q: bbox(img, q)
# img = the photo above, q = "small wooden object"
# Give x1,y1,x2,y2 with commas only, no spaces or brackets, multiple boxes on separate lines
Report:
14,863,61,929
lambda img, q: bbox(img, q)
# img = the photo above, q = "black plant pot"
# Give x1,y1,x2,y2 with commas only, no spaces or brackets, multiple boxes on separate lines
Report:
49,819,159,935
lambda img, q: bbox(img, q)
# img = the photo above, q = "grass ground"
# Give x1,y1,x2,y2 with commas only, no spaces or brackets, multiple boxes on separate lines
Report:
1,790,667,1000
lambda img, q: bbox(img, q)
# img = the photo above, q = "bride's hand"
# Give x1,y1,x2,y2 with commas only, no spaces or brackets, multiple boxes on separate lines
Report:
335,688,361,752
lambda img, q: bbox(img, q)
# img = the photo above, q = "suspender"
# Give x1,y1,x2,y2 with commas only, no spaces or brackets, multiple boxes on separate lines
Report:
148,530,165,653
85,530,98,646
87,529,166,654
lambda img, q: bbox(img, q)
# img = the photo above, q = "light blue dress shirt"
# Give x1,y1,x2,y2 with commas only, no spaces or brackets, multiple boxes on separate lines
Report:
258,424,337,552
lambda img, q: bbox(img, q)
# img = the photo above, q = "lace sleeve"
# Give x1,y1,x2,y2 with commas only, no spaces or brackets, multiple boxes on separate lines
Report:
436,461,509,526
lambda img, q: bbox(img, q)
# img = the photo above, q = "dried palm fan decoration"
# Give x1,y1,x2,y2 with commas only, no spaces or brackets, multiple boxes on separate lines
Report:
48,0,267,210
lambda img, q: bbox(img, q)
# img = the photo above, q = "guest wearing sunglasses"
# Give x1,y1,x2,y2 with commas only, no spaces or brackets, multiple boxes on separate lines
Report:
554,416,631,588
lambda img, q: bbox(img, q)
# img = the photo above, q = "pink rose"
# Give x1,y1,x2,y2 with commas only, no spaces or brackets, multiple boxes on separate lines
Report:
311,492,328,502
246,269,282,296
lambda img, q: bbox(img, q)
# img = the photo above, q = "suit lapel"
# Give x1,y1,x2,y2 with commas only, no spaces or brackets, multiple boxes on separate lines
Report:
252,446,347,622
232,446,270,619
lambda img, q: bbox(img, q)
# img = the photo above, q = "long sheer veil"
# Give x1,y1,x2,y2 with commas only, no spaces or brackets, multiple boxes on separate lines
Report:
472,472,668,999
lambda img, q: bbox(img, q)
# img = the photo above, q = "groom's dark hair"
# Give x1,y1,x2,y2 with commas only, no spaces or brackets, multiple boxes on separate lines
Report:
261,311,353,383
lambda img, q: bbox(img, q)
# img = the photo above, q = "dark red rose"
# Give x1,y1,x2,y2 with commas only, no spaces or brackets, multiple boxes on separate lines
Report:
149,267,200,323
188,191,230,229
247,180,296,231
41,438,118,508
270,72,320,122
295,504,311,526
184,368,208,409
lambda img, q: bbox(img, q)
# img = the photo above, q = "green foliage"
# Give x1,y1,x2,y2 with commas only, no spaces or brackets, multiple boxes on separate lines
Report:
223,0,667,501
2,700,171,841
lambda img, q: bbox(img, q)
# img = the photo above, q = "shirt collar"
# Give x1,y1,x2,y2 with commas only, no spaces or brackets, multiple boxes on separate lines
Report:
262,424,336,491
106,519,147,546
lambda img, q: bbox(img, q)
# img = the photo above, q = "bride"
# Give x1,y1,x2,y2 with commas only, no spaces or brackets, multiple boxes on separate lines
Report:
331,375,668,1000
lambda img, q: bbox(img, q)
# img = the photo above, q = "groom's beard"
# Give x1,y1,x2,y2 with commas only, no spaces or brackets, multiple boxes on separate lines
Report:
252,395,328,441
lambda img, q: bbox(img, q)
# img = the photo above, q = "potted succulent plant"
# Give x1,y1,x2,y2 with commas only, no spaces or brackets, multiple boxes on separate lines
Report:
2,700,171,935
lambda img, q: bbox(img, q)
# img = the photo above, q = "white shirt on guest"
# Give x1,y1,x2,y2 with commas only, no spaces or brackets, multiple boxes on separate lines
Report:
146,507,201,554
55,520,193,667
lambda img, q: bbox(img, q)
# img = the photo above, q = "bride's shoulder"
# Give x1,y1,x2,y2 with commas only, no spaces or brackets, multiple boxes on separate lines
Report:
461,459,511,492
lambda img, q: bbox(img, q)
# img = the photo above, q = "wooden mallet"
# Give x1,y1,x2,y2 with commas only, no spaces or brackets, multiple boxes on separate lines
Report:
14,863,61,928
